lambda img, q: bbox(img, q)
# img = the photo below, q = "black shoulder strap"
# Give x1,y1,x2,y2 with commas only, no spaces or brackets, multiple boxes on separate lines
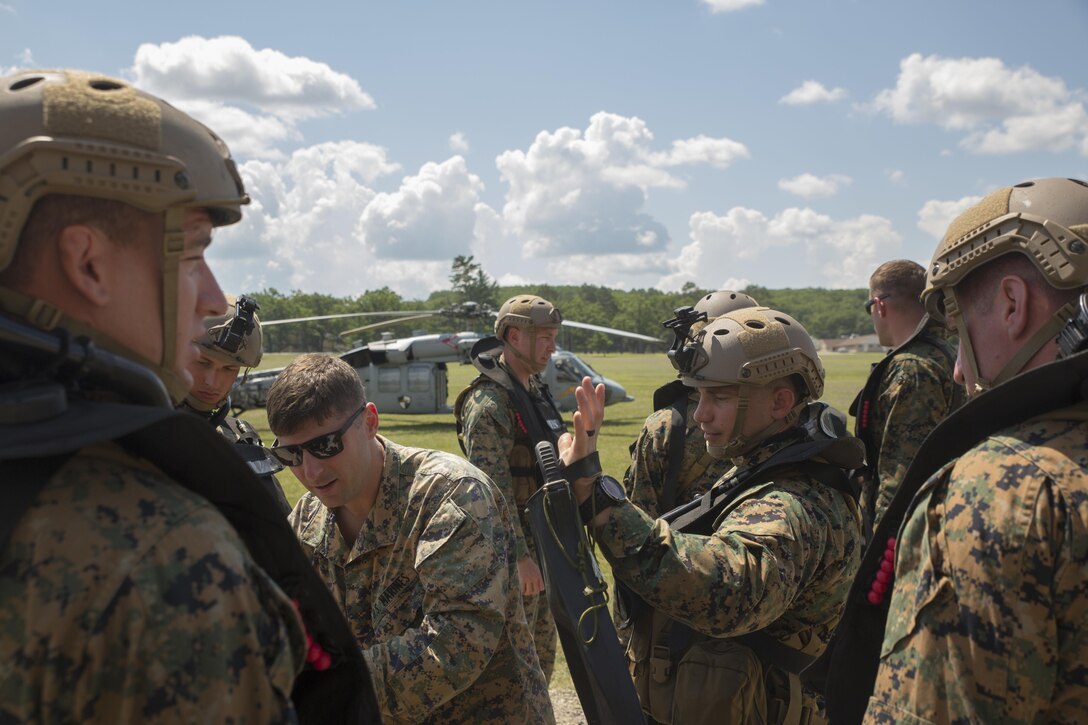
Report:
663,437,856,535
815,349,1088,725
660,399,688,513
0,454,71,552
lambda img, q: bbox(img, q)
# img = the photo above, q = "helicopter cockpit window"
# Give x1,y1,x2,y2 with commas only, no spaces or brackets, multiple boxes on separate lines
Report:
554,355,596,383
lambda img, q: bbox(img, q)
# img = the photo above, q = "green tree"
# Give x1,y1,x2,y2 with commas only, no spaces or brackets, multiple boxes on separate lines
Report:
449,255,498,306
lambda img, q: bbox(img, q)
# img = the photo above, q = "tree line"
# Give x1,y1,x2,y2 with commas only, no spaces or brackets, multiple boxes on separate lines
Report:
248,257,873,353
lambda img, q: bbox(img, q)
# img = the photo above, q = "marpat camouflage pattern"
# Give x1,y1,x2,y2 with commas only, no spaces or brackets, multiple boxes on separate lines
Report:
866,405,1088,723
456,376,559,681
858,320,959,531
0,442,305,723
290,436,554,725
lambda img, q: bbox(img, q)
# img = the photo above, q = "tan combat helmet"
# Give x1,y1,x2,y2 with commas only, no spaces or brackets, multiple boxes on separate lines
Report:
923,177,1088,394
0,69,249,403
680,307,824,458
184,295,263,412
197,294,264,369
494,294,563,373
690,289,759,338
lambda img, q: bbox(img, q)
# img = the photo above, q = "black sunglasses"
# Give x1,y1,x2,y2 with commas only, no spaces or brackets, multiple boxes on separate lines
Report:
270,404,366,467
864,293,891,314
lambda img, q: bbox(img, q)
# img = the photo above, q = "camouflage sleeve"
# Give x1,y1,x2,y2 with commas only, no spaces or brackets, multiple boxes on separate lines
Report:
869,425,1088,723
362,477,511,722
622,408,675,518
871,355,953,525
597,480,836,637
1,510,305,723
459,388,528,559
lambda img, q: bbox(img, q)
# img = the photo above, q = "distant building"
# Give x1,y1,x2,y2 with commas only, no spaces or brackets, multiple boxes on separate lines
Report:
818,334,885,353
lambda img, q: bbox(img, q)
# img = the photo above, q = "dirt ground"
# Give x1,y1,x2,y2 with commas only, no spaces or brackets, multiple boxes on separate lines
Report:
549,685,588,725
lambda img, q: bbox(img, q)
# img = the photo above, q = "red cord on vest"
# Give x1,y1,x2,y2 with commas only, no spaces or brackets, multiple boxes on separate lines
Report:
866,537,896,605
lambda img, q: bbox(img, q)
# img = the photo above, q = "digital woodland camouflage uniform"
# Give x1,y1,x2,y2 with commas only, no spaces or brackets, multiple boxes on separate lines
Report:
856,318,960,532
290,436,554,724
603,428,863,721
865,409,1088,723
623,394,732,518
457,375,561,681
0,443,304,722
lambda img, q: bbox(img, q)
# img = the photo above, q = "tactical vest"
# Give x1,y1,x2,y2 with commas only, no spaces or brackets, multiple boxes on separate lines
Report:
454,337,566,508
625,435,862,725
814,349,1088,725
848,316,962,535
850,316,960,470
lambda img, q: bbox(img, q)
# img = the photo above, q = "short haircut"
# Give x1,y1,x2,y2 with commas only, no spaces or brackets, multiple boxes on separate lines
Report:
956,252,1082,315
267,353,366,436
0,194,158,286
869,259,927,308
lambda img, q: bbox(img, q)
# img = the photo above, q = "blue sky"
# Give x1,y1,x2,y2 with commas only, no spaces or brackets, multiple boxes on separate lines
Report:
3,0,1087,299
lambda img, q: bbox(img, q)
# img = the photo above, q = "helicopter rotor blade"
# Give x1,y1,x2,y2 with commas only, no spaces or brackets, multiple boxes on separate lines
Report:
338,313,440,337
262,310,441,327
561,319,662,343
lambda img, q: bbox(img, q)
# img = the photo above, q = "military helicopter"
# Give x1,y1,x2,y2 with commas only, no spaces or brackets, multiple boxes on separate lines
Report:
232,302,662,414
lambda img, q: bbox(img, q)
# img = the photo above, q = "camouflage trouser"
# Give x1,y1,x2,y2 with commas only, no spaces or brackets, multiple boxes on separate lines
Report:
521,509,558,683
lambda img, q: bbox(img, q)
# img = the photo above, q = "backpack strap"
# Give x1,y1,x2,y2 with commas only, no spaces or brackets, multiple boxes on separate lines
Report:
0,454,71,552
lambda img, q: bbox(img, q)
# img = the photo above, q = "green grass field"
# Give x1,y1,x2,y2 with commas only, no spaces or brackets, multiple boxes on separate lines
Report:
240,350,880,690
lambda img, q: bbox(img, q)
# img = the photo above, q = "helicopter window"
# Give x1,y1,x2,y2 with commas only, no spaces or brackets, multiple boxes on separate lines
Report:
407,365,432,392
554,358,579,382
555,354,597,382
377,367,401,393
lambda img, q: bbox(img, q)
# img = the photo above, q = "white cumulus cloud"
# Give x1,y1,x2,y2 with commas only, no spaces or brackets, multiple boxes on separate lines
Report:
449,132,469,152
872,53,1088,155
658,206,901,290
129,36,375,160
917,195,983,239
497,111,748,257
780,80,848,106
778,173,852,198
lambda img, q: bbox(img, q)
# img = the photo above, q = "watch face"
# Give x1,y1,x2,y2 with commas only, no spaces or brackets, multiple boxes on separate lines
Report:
600,475,626,502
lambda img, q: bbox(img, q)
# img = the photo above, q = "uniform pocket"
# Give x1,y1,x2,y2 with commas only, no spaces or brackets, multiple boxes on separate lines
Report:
671,638,767,725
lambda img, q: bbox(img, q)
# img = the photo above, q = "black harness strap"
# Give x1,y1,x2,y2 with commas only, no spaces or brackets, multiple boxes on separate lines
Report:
0,455,71,552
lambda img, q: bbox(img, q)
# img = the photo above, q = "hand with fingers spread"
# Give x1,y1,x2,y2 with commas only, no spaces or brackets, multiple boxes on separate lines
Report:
558,376,606,506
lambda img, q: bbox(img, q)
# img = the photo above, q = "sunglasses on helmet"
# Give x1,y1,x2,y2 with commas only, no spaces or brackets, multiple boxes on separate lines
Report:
270,403,366,467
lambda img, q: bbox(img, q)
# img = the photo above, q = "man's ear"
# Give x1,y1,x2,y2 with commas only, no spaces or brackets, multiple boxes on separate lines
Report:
362,402,380,437
770,382,798,421
56,224,113,307
506,326,522,347
998,274,1031,341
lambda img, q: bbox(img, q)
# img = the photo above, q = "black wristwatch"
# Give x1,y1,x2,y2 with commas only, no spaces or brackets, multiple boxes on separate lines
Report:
579,474,626,524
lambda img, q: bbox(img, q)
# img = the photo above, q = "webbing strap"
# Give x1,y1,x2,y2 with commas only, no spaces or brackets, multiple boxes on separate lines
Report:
0,455,71,552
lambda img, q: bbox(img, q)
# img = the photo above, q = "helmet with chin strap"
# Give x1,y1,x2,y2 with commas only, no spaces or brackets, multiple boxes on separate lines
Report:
923,177,1088,395
495,294,562,374
679,307,824,459
0,68,249,404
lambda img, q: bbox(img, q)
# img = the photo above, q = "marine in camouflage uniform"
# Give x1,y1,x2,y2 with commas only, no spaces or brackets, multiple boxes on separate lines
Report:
578,308,863,724
0,69,339,722
179,295,291,514
455,295,568,683
853,261,961,536
291,436,553,724
270,354,553,724
864,179,1088,723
